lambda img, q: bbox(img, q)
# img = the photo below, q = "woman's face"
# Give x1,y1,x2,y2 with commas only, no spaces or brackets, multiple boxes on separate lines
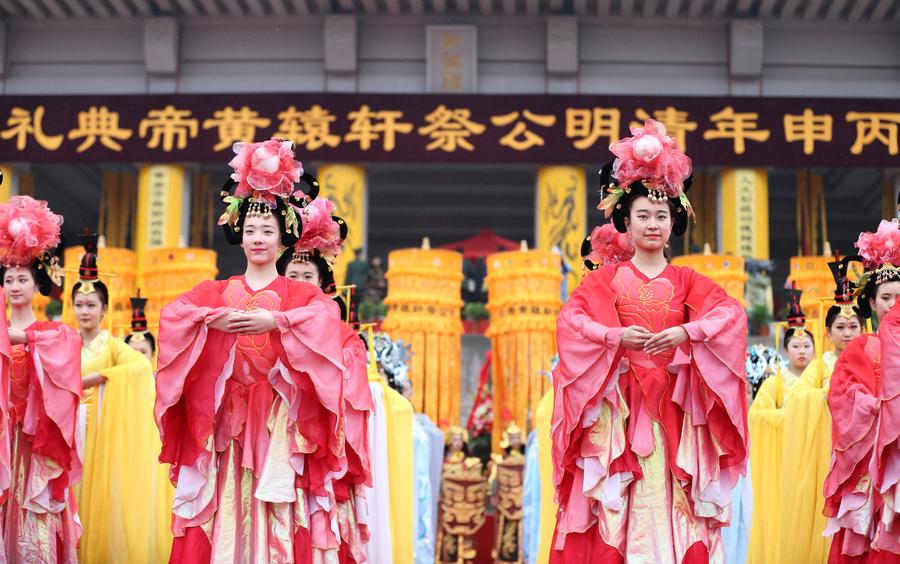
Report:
285,260,321,287
870,280,900,321
624,196,672,252
241,215,282,266
3,267,35,307
828,316,862,354
786,334,814,371
74,291,106,332
128,339,154,362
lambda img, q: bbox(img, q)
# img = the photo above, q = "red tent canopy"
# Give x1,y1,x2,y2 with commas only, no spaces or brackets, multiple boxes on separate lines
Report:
441,229,519,260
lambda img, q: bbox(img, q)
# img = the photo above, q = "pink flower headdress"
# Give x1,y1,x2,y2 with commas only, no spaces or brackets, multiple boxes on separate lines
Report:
598,119,694,220
583,223,634,269
0,195,64,285
292,197,346,267
855,219,900,288
218,138,316,240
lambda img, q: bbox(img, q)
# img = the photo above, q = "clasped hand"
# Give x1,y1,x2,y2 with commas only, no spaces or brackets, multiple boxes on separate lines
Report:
208,309,277,335
621,325,688,355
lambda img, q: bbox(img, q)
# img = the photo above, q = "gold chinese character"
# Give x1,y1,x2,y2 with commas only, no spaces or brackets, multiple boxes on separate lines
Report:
274,105,340,151
492,110,557,151
418,105,486,152
202,106,272,151
442,73,463,92
344,105,414,152
0,106,64,151
631,107,697,151
441,32,461,49
702,107,770,154
566,108,620,150
138,105,199,152
783,109,833,155
66,106,133,153
846,112,900,155
443,54,462,70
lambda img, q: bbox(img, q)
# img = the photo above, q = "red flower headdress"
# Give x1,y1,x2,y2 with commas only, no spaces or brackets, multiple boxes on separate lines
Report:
585,223,635,266
292,197,345,267
218,139,306,238
598,119,694,219
854,219,900,288
0,196,64,284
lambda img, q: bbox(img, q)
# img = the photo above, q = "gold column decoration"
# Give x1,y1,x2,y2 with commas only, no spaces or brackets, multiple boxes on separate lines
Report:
142,248,218,330
136,165,186,289
720,169,769,259
318,165,367,289
787,171,831,320
672,244,747,306
685,171,717,255
99,171,137,249
61,244,136,333
536,166,586,292
0,165,13,202
485,247,561,447
382,244,463,427
787,249,834,321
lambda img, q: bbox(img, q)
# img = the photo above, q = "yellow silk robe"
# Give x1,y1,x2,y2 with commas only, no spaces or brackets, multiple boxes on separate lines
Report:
77,330,173,563
535,389,557,564
747,368,802,564
780,351,837,564
369,370,415,563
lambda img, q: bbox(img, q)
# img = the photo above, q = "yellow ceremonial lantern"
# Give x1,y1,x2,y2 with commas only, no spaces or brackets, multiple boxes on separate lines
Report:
382,240,464,427
141,247,218,329
485,244,561,449
672,244,747,306
787,249,833,321
61,245,136,333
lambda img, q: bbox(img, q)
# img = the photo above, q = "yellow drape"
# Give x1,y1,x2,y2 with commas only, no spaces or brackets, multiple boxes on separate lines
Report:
787,255,834,321
720,168,769,260
748,378,785,564
536,166,586,292
318,164,367,289
135,164,185,288
77,331,173,563
535,389,557,564
141,247,218,330
382,248,463,426
780,355,835,564
672,252,747,306
381,378,415,564
486,250,561,447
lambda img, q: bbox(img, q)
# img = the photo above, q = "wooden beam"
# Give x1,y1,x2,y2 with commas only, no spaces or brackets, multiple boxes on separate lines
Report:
847,0,872,19
219,0,242,14
687,0,704,17
58,0,90,17
106,0,134,16
758,0,778,18
173,0,198,15
82,0,112,17
780,0,801,16
712,0,729,16
244,0,267,15
825,0,848,16
869,0,893,18
285,0,310,13
153,0,175,9
643,0,658,16
455,0,470,12
525,0,539,13
504,0,518,13
551,0,564,10
196,0,219,15
479,0,494,13
384,0,401,13
620,0,634,15
270,0,291,14
666,0,682,18
802,0,825,18
736,0,753,14
410,0,426,15
40,0,69,17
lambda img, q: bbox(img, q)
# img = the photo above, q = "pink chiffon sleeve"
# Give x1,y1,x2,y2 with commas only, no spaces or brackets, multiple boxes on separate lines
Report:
550,266,629,539
0,289,11,500
871,305,900,555
24,321,82,506
673,269,749,524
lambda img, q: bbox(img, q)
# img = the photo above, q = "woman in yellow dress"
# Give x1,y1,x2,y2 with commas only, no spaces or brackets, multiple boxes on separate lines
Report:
748,285,815,564
781,254,864,564
72,233,171,562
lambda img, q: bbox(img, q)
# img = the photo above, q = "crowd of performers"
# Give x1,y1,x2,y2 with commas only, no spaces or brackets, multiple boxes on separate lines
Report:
0,123,893,563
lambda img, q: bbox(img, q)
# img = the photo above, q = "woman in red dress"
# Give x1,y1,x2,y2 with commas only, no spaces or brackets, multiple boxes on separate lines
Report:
824,219,900,563
155,139,372,563
0,195,82,563
550,120,749,564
